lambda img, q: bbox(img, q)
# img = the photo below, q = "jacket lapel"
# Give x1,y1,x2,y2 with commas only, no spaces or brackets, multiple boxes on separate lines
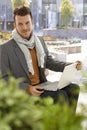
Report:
13,41,29,78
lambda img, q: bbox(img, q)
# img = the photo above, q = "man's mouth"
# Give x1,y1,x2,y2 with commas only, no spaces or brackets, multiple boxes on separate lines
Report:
22,30,28,33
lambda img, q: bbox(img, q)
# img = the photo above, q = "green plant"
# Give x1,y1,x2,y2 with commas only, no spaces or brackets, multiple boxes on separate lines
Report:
0,31,12,43
0,77,42,130
61,0,73,27
11,0,29,10
36,98,85,130
0,76,86,130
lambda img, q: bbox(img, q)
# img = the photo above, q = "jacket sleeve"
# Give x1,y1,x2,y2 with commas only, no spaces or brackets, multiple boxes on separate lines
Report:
0,45,10,81
46,55,71,72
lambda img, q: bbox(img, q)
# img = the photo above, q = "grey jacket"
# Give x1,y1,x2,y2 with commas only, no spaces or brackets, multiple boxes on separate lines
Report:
0,37,69,90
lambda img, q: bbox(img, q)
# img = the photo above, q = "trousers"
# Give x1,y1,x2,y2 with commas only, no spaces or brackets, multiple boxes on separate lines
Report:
40,83,80,112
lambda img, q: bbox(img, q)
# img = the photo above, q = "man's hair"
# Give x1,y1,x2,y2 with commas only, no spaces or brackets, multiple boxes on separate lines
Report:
13,5,32,21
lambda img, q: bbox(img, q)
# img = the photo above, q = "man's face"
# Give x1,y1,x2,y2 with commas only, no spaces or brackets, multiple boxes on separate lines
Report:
14,14,34,40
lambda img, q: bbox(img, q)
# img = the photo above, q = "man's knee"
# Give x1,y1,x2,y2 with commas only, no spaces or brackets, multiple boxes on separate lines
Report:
69,83,80,94
54,90,69,104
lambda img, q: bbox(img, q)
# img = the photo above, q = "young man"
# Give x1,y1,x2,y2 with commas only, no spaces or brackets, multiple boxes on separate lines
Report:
0,5,81,111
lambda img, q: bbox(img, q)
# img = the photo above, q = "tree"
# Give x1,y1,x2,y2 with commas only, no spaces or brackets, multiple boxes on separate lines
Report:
11,0,30,10
61,0,73,27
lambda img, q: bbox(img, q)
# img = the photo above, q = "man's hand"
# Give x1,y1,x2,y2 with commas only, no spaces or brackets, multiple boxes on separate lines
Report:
27,85,44,96
76,61,82,70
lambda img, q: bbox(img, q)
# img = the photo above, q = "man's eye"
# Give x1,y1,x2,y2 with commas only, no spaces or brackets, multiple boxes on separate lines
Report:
19,23,22,26
26,22,30,25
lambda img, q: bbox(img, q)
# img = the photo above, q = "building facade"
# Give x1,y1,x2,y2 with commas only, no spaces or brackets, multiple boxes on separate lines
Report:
83,0,87,26
0,0,86,31
0,0,13,31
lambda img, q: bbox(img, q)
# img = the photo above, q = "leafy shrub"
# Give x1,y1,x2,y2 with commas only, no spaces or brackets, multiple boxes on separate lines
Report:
0,31,12,43
0,77,42,130
0,76,86,130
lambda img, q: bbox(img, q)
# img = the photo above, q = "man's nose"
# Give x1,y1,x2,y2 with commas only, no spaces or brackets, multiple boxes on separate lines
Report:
23,24,27,30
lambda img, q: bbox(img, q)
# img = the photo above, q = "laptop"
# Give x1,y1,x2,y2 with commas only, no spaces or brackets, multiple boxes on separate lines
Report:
38,63,77,91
